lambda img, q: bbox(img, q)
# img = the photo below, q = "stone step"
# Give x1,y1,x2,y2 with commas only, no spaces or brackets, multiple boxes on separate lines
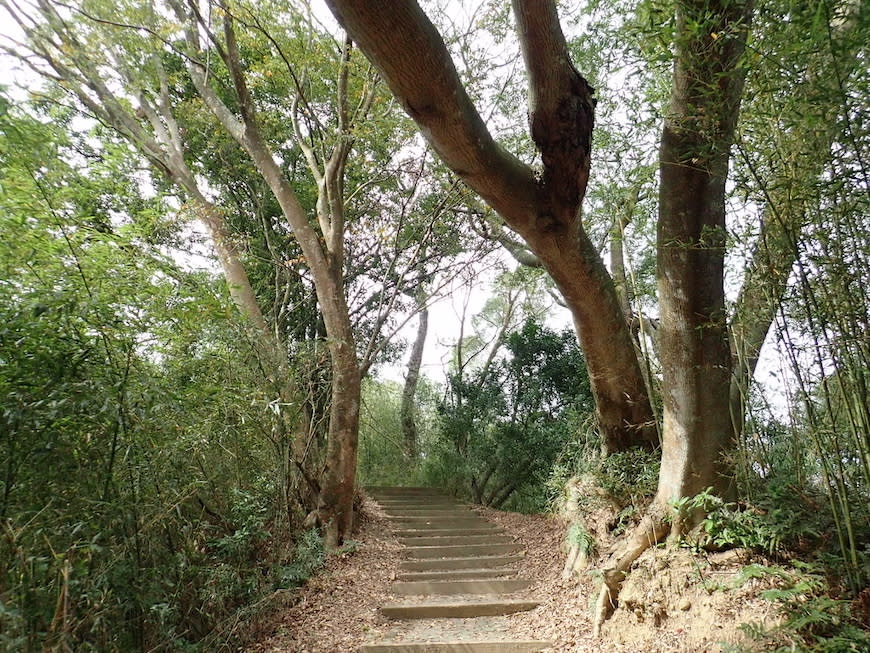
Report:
373,494,460,506
397,568,519,582
399,555,522,572
391,578,531,596
383,507,472,515
376,501,460,512
359,641,552,652
384,510,474,519
367,486,446,495
397,535,511,547
374,498,452,504
390,518,490,528
380,598,540,619
394,528,503,538
404,543,521,559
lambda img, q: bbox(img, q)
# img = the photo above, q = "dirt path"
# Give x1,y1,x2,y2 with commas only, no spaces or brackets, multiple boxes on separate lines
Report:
245,491,769,652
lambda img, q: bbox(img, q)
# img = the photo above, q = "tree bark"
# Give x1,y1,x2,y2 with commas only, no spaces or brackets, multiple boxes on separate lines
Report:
656,0,754,519
324,0,657,454
400,294,428,459
593,0,754,634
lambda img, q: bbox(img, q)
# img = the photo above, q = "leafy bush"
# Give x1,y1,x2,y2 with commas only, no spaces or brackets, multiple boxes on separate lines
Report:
692,479,835,559
275,528,326,589
427,319,594,509
595,448,661,507
0,104,304,650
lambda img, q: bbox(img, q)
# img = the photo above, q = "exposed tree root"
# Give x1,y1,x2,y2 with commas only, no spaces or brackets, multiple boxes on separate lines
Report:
592,507,671,636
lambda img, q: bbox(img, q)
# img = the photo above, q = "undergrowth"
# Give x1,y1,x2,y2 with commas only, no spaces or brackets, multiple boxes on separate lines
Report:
722,561,870,653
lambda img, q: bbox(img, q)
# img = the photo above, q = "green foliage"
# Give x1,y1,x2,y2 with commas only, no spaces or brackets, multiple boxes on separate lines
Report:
427,317,594,510
357,378,433,486
556,442,661,513
724,562,870,653
274,529,326,590
700,493,823,558
595,448,661,507
0,96,304,652
566,523,598,559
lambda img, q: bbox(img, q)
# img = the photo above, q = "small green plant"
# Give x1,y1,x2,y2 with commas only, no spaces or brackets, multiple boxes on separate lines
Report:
670,487,725,516
275,528,326,589
699,494,822,557
610,504,640,538
724,561,870,653
566,522,597,558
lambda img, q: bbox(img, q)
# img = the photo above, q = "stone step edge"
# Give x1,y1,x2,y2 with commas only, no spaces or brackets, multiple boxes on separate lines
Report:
394,528,503,537
390,578,531,596
380,502,467,507
403,544,521,559
380,507,466,511
399,555,522,571
380,599,540,619
358,641,553,653
397,536,513,546
389,517,488,523
397,568,520,582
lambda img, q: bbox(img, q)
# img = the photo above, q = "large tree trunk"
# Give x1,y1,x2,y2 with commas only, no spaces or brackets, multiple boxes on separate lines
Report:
593,0,754,634
324,0,657,454
316,286,361,547
657,0,753,520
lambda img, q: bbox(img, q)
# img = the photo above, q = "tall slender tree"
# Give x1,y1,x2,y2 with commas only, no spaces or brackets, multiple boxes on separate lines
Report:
2,0,470,545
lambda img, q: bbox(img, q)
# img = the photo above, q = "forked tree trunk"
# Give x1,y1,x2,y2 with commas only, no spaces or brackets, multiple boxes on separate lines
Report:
177,13,364,546
324,0,658,454
593,0,754,634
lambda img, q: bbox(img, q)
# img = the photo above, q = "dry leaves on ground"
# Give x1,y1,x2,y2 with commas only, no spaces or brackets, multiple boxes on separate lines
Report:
244,497,400,653
246,498,775,653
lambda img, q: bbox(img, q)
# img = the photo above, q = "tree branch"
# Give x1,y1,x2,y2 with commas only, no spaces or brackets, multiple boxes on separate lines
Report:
323,0,539,231
512,0,596,223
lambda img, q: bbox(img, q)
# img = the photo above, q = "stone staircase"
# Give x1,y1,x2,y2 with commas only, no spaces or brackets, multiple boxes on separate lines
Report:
360,487,552,653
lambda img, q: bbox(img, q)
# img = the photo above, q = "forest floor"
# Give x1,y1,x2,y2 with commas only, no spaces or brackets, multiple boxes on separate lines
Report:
244,495,777,653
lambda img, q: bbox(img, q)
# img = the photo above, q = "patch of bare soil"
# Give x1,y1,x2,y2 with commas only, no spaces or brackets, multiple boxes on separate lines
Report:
476,505,777,652
246,499,777,653
597,547,777,652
